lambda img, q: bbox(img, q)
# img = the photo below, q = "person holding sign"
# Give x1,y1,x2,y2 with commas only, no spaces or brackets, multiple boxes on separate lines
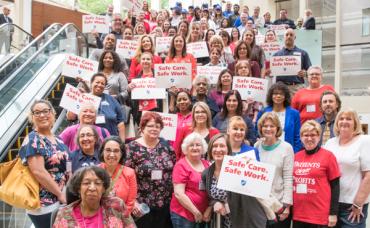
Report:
324,109,370,228
208,35,234,66
292,120,340,227
209,69,233,109
170,133,211,227
129,35,162,82
128,52,163,125
125,112,176,228
98,50,129,105
228,41,261,77
255,112,294,228
256,82,302,153
174,102,220,161
165,34,197,80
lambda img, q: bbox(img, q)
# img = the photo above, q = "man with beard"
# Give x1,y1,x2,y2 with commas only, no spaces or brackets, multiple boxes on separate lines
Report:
316,91,342,145
273,28,311,95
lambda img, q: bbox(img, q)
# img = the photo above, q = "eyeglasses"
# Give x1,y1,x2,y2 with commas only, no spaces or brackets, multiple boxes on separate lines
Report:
104,148,121,154
32,109,51,117
302,134,319,138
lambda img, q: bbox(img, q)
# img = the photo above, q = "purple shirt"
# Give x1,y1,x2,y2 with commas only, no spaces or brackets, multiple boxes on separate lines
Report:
59,124,110,152
209,89,226,109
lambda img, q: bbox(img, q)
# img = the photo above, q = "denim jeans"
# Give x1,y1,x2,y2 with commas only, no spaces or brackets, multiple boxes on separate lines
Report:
171,212,195,228
28,213,52,228
337,203,368,228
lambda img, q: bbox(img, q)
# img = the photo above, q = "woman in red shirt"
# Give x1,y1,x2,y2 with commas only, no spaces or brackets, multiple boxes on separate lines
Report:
129,35,162,82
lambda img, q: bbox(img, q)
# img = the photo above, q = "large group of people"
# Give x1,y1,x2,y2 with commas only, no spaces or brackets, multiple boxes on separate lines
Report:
16,1,370,228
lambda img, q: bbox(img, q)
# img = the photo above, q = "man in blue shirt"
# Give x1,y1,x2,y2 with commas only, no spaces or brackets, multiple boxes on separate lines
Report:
273,9,296,29
223,1,233,18
234,5,254,27
273,28,312,95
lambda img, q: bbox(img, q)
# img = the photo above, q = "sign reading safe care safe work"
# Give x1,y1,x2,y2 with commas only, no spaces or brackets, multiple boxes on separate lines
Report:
131,78,166,100
116,39,138,59
82,15,109,34
270,56,301,76
217,155,276,199
232,76,268,102
62,54,99,82
155,63,192,89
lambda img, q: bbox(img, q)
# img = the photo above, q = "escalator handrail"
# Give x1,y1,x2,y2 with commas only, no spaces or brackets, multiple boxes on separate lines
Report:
0,23,63,89
0,23,87,95
0,22,34,39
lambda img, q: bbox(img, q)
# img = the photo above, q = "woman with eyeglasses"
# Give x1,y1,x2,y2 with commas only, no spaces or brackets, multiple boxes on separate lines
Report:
125,112,176,228
19,99,69,228
99,136,137,217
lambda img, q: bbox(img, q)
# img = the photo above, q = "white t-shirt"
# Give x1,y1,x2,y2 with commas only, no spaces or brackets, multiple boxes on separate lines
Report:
324,135,370,204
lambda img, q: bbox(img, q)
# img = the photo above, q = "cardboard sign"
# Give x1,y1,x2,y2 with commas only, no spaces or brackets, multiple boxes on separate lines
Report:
62,54,99,81
116,39,138,59
186,41,209,58
268,24,287,35
217,155,276,199
197,66,226,84
158,112,178,141
232,76,268,102
260,42,282,60
131,78,166,99
255,34,265,46
82,15,109,34
156,36,172,54
216,27,233,36
155,63,192,89
59,84,101,115
123,0,143,17
270,56,301,76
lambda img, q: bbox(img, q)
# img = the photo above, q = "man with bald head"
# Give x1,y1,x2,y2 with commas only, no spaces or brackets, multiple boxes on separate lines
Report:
273,28,312,95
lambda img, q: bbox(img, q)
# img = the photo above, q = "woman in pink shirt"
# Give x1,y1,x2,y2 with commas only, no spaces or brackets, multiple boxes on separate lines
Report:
170,132,211,227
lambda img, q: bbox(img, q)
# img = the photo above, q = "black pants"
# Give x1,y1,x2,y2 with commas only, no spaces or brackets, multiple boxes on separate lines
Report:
136,204,173,228
267,212,292,228
293,220,327,228
28,213,52,228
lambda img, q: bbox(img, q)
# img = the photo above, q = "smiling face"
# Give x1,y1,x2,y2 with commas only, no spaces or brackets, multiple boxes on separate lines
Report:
210,49,220,62
142,119,162,140
79,105,96,124
337,113,355,135
237,44,248,58
272,89,285,106
243,31,254,45
227,122,245,144
301,129,320,150
186,138,203,159
195,78,208,95
226,94,238,113
123,28,133,40
179,23,188,35
321,94,339,116
80,171,105,208
211,137,228,162
191,23,201,38
91,75,106,96
307,68,322,88
103,52,114,69
141,37,152,51
220,72,232,87
176,92,191,113
173,36,184,52
78,126,96,154
103,34,115,50
140,53,152,69
261,119,278,139
32,102,54,131
265,31,276,42
194,106,208,125
237,62,250,76
103,140,122,168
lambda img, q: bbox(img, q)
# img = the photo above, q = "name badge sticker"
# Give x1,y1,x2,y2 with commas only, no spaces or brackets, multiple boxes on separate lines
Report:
151,170,163,180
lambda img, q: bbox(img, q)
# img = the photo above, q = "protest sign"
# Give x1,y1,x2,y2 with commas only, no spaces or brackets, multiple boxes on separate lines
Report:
59,84,101,115
186,41,209,58
156,36,172,54
62,54,99,81
255,34,265,45
260,42,282,60
197,66,226,84
116,39,138,59
158,112,178,141
123,0,143,17
217,155,276,199
232,76,268,102
82,15,109,34
270,56,301,76
268,24,287,35
155,63,192,89
131,78,166,100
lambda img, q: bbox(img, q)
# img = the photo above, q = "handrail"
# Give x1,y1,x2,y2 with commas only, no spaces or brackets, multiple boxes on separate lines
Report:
0,23,63,90
0,23,87,115
0,23,34,39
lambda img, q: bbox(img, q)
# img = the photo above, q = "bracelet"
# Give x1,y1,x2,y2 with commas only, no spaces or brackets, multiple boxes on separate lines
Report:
352,203,362,210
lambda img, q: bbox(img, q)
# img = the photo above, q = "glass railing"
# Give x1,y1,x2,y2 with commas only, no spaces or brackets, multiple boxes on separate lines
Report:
0,23,33,56
0,23,62,86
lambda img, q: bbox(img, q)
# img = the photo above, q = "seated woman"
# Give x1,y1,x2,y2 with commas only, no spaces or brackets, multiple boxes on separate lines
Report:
69,125,101,173
212,90,257,145
53,166,135,227
99,136,137,217
170,133,211,227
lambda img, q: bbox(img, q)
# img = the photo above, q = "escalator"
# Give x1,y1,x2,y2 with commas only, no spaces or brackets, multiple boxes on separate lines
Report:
0,23,89,228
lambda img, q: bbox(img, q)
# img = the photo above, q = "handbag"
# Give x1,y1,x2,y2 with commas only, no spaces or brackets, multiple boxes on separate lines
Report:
0,157,40,210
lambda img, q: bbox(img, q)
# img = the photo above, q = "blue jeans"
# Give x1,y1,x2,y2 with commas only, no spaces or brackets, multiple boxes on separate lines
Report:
28,213,52,228
170,212,195,228
337,203,368,228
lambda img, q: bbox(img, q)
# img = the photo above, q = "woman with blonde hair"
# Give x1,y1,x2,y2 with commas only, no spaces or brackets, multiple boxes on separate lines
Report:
208,35,234,66
324,108,370,227
128,34,162,82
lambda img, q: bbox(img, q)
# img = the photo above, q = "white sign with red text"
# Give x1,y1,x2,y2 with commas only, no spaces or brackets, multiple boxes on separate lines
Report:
59,84,101,115
155,63,192,89
268,24,287,35
217,155,276,199
82,15,109,34
143,112,178,141
156,36,172,53
270,56,301,76
232,76,268,102
197,66,226,84
255,34,265,46
131,78,166,100
62,54,99,81
260,42,282,60
116,39,138,59
186,41,209,58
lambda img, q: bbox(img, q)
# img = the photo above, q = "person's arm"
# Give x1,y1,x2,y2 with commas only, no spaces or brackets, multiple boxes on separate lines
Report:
292,110,302,152
282,145,294,205
117,122,126,142
124,168,138,216
328,177,340,227
129,58,138,82
118,72,129,102
173,183,203,222
28,155,66,204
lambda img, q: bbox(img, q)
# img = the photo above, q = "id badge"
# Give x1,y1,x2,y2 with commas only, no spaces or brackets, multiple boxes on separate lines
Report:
306,104,316,113
96,115,106,124
151,170,163,180
293,52,302,56
296,184,307,194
